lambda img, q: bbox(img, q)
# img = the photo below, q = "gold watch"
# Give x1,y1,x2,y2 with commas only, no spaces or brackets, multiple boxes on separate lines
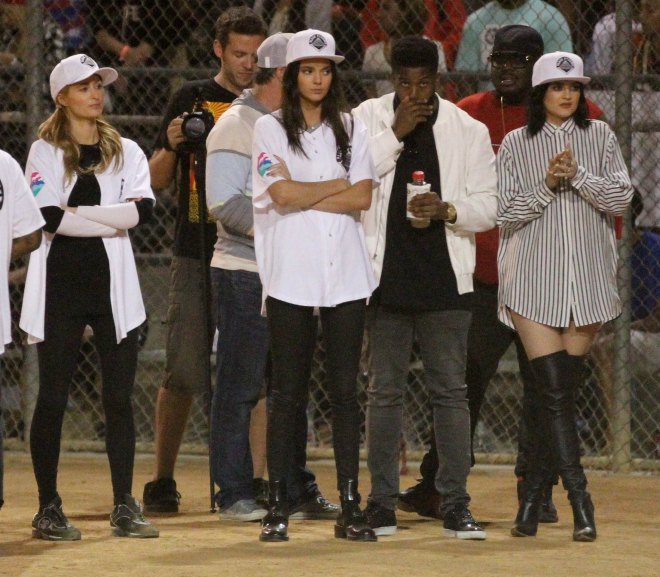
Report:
444,202,457,223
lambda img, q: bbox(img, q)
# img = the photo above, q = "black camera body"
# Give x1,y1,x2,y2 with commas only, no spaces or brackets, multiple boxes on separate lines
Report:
179,89,214,152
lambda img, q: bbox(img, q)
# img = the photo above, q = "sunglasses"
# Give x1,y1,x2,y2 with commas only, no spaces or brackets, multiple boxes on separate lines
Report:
489,52,533,69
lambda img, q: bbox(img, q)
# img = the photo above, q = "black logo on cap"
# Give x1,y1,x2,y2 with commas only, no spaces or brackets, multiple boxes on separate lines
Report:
309,34,327,51
79,55,97,68
0,178,4,211
556,56,574,74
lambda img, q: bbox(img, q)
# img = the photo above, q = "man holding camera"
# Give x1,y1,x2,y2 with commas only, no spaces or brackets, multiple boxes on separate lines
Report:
144,6,267,514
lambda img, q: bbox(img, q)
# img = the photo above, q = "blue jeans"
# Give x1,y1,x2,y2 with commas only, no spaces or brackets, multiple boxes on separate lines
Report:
210,269,270,508
365,306,472,512
209,269,318,507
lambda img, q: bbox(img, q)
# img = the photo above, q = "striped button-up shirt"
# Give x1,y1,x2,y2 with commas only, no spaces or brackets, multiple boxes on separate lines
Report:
497,118,634,329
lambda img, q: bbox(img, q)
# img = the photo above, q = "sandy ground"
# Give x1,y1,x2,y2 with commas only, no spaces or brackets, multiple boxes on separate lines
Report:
0,451,658,577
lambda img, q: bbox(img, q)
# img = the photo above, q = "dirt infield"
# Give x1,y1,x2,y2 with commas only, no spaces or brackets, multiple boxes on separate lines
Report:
0,452,658,577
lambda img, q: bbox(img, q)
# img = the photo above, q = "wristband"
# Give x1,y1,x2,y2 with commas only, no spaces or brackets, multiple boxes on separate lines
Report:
119,44,131,62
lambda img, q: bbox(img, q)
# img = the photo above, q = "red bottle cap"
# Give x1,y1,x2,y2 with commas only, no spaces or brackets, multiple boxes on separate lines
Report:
412,170,425,182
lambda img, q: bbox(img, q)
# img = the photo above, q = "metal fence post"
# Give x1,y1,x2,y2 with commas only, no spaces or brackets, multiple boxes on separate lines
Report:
611,0,634,473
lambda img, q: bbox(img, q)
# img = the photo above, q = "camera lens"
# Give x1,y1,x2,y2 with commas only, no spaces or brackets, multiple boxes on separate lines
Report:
183,116,207,140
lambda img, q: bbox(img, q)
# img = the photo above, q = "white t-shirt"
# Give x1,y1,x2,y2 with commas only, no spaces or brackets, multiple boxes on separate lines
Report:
0,150,44,355
252,112,378,308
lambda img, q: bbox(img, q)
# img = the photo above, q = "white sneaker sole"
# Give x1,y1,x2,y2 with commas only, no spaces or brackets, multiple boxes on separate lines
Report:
373,525,397,536
443,528,487,540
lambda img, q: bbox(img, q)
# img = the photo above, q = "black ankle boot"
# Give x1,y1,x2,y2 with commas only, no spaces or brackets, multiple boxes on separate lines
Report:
571,492,597,542
260,481,288,542
511,475,542,537
335,480,377,542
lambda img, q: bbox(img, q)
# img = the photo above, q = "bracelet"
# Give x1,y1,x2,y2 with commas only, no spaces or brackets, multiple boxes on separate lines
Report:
119,44,131,62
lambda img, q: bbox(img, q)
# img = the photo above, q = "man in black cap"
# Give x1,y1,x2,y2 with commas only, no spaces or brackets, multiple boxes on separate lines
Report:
397,24,604,523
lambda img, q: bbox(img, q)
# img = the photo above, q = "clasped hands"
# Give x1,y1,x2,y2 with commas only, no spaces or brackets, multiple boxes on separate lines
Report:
546,144,578,191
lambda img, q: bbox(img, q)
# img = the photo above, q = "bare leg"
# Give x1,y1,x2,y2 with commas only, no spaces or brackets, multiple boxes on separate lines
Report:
250,397,268,480
153,387,193,480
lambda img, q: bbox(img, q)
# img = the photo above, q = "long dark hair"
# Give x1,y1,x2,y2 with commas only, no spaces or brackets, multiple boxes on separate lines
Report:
527,82,590,136
280,60,350,165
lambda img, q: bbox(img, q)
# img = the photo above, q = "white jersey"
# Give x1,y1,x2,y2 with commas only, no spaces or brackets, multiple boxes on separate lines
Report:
0,150,44,355
20,138,154,344
252,112,377,308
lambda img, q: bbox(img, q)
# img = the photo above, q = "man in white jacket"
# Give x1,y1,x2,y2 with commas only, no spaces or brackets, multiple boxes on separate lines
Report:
352,36,497,540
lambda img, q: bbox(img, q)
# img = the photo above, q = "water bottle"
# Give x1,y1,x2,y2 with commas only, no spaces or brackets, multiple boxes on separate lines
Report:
406,170,431,228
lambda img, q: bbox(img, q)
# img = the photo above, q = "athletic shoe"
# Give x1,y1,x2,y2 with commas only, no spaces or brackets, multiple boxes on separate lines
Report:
111,495,160,538
143,477,180,513
290,493,340,520
32,496,81,541
219,499,267,522
364,502,397,536
442,505,486,540
397,481,443,519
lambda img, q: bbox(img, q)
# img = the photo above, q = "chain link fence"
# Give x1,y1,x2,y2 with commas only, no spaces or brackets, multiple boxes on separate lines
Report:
1,0,658,472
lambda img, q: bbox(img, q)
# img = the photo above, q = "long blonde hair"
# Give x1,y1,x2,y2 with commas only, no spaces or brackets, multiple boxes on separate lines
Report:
38,93,124,183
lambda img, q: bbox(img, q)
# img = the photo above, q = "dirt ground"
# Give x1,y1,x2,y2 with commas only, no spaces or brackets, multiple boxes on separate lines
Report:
0,452,658,577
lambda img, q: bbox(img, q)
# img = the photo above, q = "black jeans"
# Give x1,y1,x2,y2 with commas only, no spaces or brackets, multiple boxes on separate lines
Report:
31,310,139,507
266,296,365,490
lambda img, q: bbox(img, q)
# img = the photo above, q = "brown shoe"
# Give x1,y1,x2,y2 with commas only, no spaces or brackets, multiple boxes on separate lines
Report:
397,482,443,519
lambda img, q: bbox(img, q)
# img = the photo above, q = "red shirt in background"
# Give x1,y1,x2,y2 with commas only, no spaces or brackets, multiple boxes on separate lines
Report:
360,0,466,69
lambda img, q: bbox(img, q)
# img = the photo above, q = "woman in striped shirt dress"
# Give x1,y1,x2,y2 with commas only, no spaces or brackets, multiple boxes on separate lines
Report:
496,52,633,542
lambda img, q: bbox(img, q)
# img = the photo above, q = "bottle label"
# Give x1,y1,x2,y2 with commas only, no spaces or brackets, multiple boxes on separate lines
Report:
406,182,431,220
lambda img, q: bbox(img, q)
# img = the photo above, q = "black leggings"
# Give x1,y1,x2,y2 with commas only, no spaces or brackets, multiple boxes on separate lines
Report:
31,311,138,507
265,296,366,490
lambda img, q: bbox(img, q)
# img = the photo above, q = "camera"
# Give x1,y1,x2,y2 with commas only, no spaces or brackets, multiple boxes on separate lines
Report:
179,89,214,152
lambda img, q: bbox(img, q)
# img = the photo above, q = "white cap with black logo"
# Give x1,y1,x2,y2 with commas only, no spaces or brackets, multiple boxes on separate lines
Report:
50,54,118,102
532,51,590,87
285,29,344,65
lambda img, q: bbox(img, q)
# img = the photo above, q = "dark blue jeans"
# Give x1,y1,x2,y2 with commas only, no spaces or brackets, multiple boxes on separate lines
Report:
210,269,318,508
210,269,270,508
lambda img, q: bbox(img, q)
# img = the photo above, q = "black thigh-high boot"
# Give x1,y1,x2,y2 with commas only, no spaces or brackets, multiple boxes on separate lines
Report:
335,480,377,542
260,480,289,542
511,366,552,537
534,351,596,542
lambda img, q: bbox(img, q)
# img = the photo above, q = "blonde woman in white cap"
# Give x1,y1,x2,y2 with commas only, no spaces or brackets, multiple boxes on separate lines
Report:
496,51,633,542
252,29,378,543
20,54,158,540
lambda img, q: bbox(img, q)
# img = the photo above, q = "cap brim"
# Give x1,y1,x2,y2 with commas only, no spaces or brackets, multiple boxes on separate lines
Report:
287,54,345,65
535,75,590,87
96,67,119,86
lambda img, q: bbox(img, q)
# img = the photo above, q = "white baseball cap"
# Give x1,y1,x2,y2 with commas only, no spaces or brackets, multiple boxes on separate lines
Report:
532,51,590,87
258,33,294,68
285,29,344,65
50,54,118,102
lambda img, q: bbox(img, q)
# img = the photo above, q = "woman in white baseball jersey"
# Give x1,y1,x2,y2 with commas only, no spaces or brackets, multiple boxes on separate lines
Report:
252,29,377,543
497,52,633,542
20,54,158,540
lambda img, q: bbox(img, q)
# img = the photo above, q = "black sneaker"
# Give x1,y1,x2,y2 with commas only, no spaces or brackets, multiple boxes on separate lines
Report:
111,495,159,538
143,478,180,513
365,502,397,536
32,496,81,541
290,493,340,520
442,505,486,540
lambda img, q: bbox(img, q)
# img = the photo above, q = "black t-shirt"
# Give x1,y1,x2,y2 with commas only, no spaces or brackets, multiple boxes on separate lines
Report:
46,144,111,317
154,78,237,259
377,97,469,312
